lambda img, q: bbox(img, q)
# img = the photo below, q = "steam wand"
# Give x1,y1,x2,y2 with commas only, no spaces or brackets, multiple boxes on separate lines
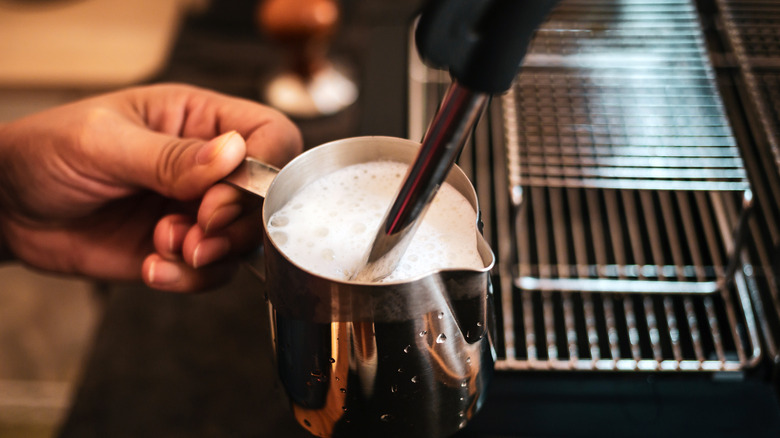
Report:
351,0,559,282
351,81,488,282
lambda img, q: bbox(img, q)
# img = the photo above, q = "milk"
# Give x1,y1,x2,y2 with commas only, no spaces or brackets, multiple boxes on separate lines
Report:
266,160,484,282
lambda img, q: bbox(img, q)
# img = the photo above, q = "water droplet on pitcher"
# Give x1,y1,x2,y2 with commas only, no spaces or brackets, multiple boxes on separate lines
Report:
466,357,472,365
411,376,418,384
403,345,411,353
458,410,465,418
437,311,444,319
303,419,311,427
436,333,447,344
418,330,428,337
340,387,346,393
476,322,483,327
329,357,336,364
459,420,468,429
390,385,398,393
342,406,348,412
380,414,394,422
334,376,340,381
460,380,468,388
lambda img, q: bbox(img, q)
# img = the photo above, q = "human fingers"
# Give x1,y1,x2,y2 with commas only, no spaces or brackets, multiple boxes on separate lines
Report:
133,84,303,168
197,183,262,235
241,114,302,168
142,253,237,292
152,214,193,260
97,126,247,201
182,210,263,269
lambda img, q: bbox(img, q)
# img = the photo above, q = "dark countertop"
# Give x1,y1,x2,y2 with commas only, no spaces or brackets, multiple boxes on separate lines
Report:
59,269,309,437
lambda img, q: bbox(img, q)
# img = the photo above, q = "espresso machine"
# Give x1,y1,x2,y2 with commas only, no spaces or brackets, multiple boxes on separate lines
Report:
408,0,780,436
53,1,780,437
244,0,780,436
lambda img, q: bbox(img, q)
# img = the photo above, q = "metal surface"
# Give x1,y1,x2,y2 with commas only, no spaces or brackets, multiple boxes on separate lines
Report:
408,0,761,373
511,183,751,295
222,157,280,199
502,77,748,192
718,0,780,172
715,0,780,366
489,101,759,372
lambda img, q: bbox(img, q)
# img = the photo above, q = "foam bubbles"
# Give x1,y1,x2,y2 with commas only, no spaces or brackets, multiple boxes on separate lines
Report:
270,231,288,246
266,161,484,282
270,215,289,227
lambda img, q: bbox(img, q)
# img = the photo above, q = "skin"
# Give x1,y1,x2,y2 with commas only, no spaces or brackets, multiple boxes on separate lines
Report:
0,83,302,292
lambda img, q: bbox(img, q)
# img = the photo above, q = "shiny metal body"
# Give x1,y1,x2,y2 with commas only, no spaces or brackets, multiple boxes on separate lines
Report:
223,157,279,199
242,136,496,437
353,83,488,283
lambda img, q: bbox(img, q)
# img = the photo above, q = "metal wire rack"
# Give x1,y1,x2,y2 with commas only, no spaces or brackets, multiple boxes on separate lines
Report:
715,0,780,364
408,0,761,372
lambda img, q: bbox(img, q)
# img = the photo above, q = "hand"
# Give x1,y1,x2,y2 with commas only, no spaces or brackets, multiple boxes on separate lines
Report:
0,83,302,292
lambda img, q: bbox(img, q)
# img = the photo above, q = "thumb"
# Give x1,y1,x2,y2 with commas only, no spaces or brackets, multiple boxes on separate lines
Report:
126,130,246,200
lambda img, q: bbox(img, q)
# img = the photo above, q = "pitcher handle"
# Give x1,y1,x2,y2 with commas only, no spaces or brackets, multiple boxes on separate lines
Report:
222,157,280,199
223,158,279,282
241,247,267,282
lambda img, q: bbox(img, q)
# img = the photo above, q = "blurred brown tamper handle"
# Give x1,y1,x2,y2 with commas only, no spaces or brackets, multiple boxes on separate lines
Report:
257,0,358,118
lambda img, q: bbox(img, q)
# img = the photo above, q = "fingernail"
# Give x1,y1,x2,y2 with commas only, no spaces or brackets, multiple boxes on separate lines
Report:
149,259,182,286
168,219,190,253
205,204,242,235
196,131,241,165
192,237,232,269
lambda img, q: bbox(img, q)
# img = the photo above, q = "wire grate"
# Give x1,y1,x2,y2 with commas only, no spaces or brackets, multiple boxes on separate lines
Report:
716,0,780,365
717,0,780,172
716,0,780,62
409,0,760,371
408,0,761,372
504,0,751,295
514,186,744,294
504,76,747,192
508,0,748,192
497,283,759,371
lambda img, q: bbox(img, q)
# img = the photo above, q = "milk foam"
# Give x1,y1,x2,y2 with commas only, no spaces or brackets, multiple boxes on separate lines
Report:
266,161,484,282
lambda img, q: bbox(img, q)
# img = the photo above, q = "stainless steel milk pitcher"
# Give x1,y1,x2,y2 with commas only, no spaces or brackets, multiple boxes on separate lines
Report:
236,136,496,437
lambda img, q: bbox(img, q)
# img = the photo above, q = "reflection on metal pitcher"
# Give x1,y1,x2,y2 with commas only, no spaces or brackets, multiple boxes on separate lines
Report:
243,137,495,437
271,285,495,437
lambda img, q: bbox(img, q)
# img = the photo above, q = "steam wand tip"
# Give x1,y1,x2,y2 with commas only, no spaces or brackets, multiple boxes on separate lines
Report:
350,81,488,283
